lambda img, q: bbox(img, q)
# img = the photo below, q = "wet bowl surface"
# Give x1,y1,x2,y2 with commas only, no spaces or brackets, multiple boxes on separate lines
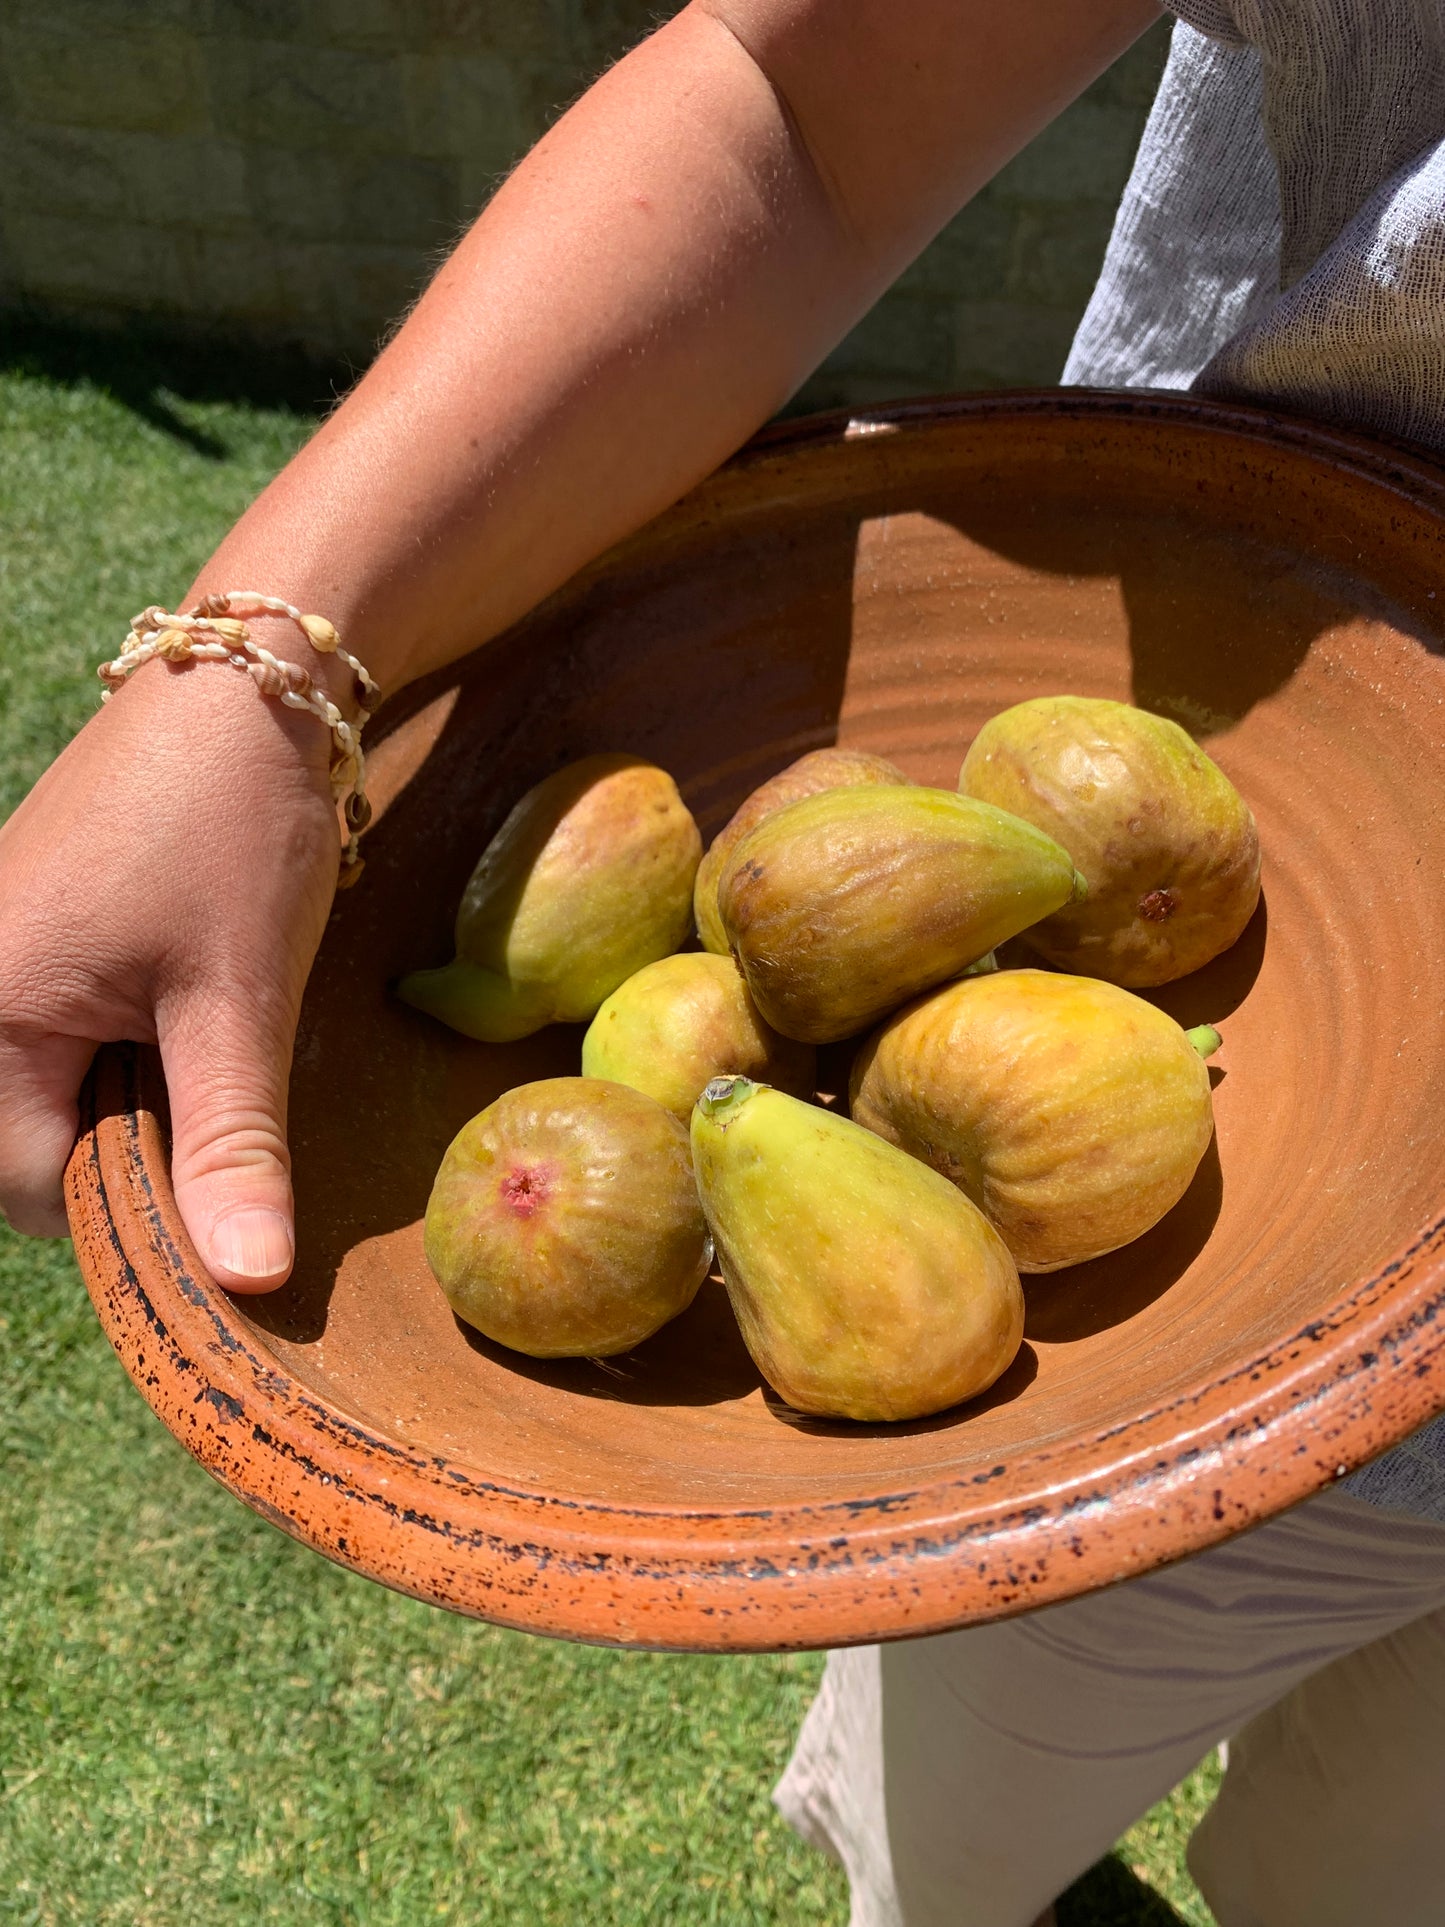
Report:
69,392,1445,1651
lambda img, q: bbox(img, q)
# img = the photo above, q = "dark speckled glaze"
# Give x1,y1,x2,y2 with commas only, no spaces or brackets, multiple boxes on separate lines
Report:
67,391,1445,1652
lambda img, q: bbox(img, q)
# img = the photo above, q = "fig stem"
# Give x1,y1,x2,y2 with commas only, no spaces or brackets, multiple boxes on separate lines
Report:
1070,869,1089,902
1186,1024,1222,1060
697,1074,758,1123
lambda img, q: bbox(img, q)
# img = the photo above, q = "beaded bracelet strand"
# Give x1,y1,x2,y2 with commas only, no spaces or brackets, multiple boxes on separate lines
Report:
98,593,379,884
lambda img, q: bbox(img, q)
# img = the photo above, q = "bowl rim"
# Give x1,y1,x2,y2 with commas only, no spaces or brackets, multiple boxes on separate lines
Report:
66,387,1445,1652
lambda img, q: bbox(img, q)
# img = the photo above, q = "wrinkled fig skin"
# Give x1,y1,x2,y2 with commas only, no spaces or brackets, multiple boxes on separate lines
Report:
851,970,1218,1273
399,754,702,1041
960,696,1261,986
691,1078,1023,1422
717,785,1084,1044
581,952,816,1121
694,747,911,954
425,1078,710,1357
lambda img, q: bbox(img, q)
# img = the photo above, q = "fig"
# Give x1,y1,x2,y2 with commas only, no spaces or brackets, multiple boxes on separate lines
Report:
581,952,816,1121
399,753,702,1041
959,695,1260,985
425,1077,710,1356
716,785,1085,1043
851,969,1220,1272
694,747,911,954
691,1077,1022,1421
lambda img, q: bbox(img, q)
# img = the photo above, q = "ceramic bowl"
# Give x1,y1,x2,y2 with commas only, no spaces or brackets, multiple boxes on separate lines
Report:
68,391,1445,1651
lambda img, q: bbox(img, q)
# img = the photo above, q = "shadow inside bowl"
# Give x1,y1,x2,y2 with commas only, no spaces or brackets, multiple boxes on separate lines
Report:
453,1276,765,1409
936,492,1347,736
1024,1136,1224,1345
1142,892,1269,1028
760,1340,1040,1440
996,895,1266,1024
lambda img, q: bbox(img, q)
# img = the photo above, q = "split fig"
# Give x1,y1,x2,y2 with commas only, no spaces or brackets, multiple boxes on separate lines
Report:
959,695,1260,985
399,754,701,1041
851,969,1220,1272
425,1077,710,1356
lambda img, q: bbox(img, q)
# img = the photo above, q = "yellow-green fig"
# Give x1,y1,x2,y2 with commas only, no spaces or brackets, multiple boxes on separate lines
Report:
851,970,1220,1272
694,747,912,954
959,695,1260,986
399,754,702,1041
581,952,816,1121
425,1077,710,1357
691,1077,1022,1422
716,785,1085,1043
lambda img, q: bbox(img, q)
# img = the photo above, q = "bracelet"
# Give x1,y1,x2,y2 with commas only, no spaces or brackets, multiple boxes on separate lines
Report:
98,592,379,884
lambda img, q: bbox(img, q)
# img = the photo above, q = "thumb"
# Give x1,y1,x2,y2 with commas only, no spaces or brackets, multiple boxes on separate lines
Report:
159,991,297,1295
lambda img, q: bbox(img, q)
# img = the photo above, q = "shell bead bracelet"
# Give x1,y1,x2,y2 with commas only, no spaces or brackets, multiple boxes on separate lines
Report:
98,593,380,882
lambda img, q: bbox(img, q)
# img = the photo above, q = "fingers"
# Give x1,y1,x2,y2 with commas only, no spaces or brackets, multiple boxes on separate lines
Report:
0,657,340,1284
0,1030,98,1236
159,989,299,1295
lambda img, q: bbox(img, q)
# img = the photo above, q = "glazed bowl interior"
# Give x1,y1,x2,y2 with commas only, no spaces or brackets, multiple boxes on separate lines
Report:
74,394,1445,1647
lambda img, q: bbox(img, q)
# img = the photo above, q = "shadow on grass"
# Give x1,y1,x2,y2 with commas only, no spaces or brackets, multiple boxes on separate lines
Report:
0,314,350,455
1059,1852,1195,1926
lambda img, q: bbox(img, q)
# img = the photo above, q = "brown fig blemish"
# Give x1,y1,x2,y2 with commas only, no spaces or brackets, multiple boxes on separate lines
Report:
1139,888,1178,922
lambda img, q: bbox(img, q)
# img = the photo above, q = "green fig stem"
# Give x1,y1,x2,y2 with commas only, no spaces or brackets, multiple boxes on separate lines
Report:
1070,869,1090,902
697,1075,758,1124
1186,1024,1223,1060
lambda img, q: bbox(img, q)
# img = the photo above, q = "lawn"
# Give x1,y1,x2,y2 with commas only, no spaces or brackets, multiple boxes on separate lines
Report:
0,323,1219,1926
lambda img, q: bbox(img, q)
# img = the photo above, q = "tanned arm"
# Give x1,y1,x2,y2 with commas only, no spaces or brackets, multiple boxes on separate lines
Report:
201,0,1158,681
0,0,1158,1286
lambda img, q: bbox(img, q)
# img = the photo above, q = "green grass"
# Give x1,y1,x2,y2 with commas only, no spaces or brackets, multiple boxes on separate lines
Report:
0,322,1218,1925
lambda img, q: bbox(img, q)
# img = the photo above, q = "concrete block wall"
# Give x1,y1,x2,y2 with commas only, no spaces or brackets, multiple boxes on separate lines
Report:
0,4,1170,403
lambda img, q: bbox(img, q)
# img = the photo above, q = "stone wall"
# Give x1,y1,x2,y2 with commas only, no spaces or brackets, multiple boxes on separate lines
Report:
0,4,1169,404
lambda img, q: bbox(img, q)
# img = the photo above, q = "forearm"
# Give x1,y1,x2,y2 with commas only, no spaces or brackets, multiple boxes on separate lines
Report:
191,9,857,693
191,0,1158,697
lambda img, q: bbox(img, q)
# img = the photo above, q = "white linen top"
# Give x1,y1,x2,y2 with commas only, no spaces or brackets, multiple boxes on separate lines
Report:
1063,1,1445,1522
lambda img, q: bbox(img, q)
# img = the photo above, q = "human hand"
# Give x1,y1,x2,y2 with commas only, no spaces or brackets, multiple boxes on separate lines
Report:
0,646,344,1292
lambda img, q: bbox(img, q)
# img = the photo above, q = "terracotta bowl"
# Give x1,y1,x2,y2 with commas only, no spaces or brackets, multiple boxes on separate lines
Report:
68,391,1445,1652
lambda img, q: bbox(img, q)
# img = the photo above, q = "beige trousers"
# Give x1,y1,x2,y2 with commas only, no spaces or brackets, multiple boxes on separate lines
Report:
774,1489,1445,1927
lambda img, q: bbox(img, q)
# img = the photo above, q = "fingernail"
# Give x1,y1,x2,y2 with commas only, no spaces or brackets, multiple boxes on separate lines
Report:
209,1208,294,1280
